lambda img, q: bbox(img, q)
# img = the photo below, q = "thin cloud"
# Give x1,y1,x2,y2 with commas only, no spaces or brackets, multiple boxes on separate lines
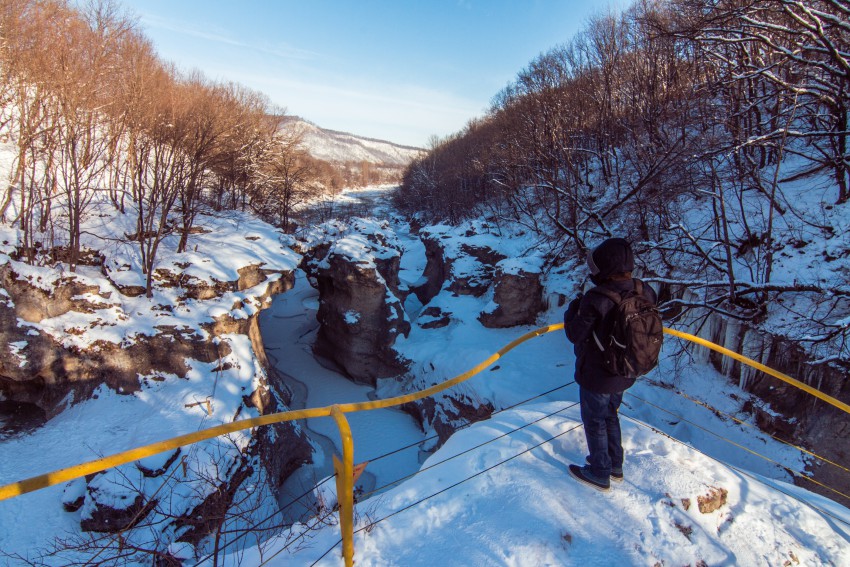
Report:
247,73,481,119
138,13,321,62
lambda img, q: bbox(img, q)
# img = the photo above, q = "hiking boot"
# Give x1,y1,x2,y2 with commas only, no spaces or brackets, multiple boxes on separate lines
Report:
586,456,624,482
569,464,610,491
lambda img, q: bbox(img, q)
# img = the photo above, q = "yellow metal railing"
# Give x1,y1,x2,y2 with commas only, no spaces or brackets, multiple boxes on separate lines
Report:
663,328,850,414
1,324,847,567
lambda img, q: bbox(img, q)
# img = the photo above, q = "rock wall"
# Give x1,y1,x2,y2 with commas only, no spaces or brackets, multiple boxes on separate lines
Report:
412,230,545,326
411,234,506,302
664,284,850,503
479,260,545,328
0,251,314,551
410,235,446,305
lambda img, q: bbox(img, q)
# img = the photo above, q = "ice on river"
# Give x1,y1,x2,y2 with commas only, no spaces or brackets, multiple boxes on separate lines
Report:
259,269,426,507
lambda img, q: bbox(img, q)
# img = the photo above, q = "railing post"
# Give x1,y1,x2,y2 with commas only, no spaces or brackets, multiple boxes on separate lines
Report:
331,405,355,567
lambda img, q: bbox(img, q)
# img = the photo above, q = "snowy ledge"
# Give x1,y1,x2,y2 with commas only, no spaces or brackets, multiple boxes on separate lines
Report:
231,403,850,565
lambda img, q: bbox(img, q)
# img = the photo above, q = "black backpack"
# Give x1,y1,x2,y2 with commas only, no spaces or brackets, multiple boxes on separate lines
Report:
589,280,663,378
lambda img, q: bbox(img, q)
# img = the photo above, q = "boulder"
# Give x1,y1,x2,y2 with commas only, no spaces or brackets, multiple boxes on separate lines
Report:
411,233,506,304
479,260,545,328
417,306,452,329
697,486,728,514
79,468,156,532
448,244,506,297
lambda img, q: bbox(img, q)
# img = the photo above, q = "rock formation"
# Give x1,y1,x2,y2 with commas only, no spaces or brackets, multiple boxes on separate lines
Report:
0,259,291,419
412,230,507,304
0,214,314,551
403,392,494,446
301,219,410,386
399,223,547,447
410,234,447,305
479,258,545,328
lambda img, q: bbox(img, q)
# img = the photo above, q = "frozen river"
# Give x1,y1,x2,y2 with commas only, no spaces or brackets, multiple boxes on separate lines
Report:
258,186,427,520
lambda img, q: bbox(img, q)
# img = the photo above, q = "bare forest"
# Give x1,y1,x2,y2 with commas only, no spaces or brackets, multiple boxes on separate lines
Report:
395,0,850,363
0,0,395,298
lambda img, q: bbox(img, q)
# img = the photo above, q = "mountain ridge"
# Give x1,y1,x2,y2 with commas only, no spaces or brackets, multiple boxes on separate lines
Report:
281,116,423,167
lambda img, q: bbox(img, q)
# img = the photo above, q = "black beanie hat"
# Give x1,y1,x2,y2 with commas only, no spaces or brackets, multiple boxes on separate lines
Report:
587,238,634,279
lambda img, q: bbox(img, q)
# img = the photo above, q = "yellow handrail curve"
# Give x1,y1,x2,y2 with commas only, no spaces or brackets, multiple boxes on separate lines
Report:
0,324,846,501
663,328,850,415
0,323,564,502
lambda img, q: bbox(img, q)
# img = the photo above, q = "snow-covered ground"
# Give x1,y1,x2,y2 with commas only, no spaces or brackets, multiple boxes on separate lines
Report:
222,187,850,566
1,185,848,566
239,404,850,566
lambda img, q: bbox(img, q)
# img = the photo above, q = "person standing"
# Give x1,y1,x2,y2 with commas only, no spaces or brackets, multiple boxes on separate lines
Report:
564,238,660,491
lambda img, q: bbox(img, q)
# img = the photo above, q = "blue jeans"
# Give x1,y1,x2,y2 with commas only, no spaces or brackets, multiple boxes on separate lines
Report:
579,387,624,477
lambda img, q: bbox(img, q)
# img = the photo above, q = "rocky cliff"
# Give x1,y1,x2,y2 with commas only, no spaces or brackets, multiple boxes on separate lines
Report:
0,209,314,556
300,219,411,386
662,284,850,504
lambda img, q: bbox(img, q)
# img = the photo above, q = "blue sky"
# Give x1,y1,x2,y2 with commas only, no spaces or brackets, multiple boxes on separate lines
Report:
120,1,628,147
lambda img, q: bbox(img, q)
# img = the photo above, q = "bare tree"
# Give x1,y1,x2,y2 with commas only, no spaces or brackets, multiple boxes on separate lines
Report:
251,127,313,230
669,0,850,203
0,0,67,258
173,74,229,253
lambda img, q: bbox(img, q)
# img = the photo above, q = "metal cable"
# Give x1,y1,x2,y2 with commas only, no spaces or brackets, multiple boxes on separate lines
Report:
670,386,850,475
624,391,850,504
195,383,576,565
301,423,584,567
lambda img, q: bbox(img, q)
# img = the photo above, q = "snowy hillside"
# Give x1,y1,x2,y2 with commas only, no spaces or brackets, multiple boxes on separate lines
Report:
282,117,423,166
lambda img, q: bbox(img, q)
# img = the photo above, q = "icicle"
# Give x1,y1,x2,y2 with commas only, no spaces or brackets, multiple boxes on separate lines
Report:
721,317,738,379
739,326,767,391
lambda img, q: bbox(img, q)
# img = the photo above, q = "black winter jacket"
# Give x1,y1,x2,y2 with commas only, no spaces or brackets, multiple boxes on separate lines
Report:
564,278,658,394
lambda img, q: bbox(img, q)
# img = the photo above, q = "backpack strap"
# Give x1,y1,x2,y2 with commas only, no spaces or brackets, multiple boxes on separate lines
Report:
587,286,621,352
633,278,643,295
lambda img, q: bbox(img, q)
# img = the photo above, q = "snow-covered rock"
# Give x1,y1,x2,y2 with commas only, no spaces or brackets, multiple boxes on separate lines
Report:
301,219,410,385
479,257,546,328
413,225,509,303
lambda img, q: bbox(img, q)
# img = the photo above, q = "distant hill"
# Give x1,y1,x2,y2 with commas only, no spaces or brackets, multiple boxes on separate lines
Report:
281,116,423,167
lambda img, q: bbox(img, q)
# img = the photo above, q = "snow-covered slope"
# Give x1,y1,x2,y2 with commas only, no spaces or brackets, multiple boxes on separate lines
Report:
221,190,849,566
229,402,850,566
282,117,423,166
2,186,849,566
